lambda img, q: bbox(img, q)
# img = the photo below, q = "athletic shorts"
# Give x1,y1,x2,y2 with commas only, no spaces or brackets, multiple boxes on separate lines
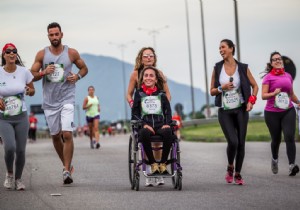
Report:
86,115,100,123
44,104,75,135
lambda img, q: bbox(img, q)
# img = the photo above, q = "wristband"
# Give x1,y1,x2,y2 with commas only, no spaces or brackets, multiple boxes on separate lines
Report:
129,99,134,108
248,95,257,105
39,71,45,77
217,86,222,93
77,73,82,80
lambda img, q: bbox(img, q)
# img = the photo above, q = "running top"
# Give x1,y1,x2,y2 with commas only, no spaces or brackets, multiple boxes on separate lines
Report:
42,45,75,110
86,95,100,117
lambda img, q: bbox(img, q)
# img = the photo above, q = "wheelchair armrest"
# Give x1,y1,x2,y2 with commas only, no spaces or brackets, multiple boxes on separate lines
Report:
130,120,143,127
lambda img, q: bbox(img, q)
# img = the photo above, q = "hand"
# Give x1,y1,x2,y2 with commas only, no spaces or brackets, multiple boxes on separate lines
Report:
273,88,281,96
144,125,155,134
45,63,55,75
161,125,170,129
225,82,234,90
0,98,5,111
66,72,78,84
246,102,253,112
25,86,35,96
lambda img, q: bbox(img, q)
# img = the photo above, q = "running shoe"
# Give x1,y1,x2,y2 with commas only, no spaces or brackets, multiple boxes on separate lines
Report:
271,159,278,174
63,170,73,184
15,179,25,191
234,174,244,185
145,178,154,187
96,143,100,149
156,177,165,185
225,166,234,183
151,163,160,174
289,164,299,176
159,163,169,174
3,173,14,189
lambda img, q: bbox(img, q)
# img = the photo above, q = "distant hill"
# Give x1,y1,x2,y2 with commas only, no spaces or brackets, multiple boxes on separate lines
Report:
26,54,211,126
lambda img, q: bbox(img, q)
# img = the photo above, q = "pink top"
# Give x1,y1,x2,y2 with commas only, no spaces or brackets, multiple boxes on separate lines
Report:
262,72,294,112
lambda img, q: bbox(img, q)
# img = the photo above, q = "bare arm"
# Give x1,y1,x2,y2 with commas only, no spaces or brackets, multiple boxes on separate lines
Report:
261,84,281,100
30,50,44,81
25,81,35,96
82,97,91,110
246,68,259,111
210,69,220,96
127,71,138,103
68,48,88,83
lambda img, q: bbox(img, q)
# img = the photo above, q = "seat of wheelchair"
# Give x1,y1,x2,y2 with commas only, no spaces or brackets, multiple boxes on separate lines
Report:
149,134,178,142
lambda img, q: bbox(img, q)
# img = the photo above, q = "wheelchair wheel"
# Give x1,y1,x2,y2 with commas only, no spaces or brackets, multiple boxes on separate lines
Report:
171,142,181,189
177,171,182,191
135,173,140,191
128,135,136,187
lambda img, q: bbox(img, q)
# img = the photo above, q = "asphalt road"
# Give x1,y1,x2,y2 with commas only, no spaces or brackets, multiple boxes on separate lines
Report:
0,134,299,210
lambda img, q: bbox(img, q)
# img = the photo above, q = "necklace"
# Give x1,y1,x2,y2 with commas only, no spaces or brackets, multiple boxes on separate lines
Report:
3,66,17,79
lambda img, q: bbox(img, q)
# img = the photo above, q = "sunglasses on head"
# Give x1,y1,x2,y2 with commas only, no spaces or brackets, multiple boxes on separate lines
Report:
5,49,18,54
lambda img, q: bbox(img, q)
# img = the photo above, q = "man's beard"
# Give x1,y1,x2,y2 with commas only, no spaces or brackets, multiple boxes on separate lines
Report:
51,39,61,48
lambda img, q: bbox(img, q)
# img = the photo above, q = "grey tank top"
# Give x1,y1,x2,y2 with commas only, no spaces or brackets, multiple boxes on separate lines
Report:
42,45,75,110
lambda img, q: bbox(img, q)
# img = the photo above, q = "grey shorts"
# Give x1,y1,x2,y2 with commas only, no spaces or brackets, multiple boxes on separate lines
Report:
44,104,75,135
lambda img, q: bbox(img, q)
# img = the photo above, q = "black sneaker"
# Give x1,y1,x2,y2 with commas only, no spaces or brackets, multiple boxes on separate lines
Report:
63,170,73,184
289,164,299,176
96,143,100,149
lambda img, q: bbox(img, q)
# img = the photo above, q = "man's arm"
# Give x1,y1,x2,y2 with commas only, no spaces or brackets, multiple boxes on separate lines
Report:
69,48,88,81
30,50,44,81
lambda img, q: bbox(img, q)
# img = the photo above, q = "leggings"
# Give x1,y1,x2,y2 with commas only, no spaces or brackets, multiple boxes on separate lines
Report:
264,108,296,164
0,112,29,179
139,127,173,164
218,105,249,173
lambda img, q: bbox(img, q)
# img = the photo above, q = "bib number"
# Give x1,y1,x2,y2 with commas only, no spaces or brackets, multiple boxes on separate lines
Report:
4,95,23,117
274,92,290,110
46,64,64,82
223,89,242,110
141,96,162,116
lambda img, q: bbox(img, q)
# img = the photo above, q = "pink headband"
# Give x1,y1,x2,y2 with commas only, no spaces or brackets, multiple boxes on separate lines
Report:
2,43,17,53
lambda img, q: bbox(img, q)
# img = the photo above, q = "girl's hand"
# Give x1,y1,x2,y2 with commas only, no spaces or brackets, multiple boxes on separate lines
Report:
0,98,5,111
162,125,170,129
144,124,155,134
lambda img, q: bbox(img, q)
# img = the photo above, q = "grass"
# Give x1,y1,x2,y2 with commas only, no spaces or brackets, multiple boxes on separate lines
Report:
181,120,275,142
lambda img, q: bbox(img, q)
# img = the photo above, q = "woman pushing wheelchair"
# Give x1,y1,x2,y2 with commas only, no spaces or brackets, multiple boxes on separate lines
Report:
131,66,173,175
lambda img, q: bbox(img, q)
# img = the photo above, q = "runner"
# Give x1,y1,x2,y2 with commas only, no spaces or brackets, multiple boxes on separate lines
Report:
30,22,88,184
82,86,100,149
0,43,35,190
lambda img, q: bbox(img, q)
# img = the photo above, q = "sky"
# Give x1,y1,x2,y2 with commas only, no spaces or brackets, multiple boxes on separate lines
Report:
1,0,300,113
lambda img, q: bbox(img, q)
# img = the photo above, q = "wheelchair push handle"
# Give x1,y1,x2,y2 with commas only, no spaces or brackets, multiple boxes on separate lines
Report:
130,120,143,127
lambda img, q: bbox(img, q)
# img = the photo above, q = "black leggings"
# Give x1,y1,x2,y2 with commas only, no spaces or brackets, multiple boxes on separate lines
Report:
139,127,173,164
218,105,249,173
264,108,296,164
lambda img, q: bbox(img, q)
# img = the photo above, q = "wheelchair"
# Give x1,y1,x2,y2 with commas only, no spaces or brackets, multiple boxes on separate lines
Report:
128,120,183,191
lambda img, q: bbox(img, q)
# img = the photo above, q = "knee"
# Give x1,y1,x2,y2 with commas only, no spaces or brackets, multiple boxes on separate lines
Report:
139,128,151,142
6,146,15,156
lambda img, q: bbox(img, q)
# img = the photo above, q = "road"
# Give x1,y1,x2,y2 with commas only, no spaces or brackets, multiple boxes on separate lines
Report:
0,134,299,210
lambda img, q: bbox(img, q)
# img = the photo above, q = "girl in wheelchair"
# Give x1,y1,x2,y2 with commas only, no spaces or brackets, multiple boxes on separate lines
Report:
131,66,173,175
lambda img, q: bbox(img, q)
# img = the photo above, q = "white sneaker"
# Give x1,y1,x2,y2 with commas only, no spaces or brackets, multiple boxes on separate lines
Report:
15,179,25,191
156,177,165,185
145,178,154,187
3,173,14,189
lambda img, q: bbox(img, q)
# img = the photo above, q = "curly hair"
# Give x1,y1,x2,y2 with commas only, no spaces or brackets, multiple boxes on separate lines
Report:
134,47,157,71
138,66,164,90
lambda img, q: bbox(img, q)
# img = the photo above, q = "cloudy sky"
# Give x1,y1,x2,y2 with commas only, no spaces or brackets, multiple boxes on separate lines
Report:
1,0,300,112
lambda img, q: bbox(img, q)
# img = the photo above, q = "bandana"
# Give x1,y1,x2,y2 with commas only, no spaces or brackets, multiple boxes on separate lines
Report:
141,84,157,95
2,43,17,53
270,68,285,76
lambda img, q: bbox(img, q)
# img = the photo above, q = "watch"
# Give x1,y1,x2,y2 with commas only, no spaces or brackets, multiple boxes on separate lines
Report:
77,73,82,80
217,86,223,93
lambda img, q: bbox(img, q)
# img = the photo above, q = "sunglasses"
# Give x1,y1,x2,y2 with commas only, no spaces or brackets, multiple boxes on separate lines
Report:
271,57,282,62
5,49,18,54
142,54,155,59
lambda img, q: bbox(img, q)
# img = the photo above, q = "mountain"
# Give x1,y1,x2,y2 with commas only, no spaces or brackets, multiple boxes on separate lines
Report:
26,54,211,126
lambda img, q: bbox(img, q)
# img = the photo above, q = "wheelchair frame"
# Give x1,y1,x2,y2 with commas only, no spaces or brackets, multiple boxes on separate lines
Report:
128,120,183,191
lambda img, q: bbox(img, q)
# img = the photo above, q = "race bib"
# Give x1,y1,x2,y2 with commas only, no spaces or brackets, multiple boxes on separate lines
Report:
4,95,23,117
45,64,65,82
223,89,242,110
141,95,162,116
274,92,290,110
30,122,36,128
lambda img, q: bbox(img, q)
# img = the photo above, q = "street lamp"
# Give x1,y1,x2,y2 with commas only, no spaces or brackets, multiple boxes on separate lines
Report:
184,0,195,118
109,41,135,120
137,25,169,50
233,0,241,61
199,0,210,118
